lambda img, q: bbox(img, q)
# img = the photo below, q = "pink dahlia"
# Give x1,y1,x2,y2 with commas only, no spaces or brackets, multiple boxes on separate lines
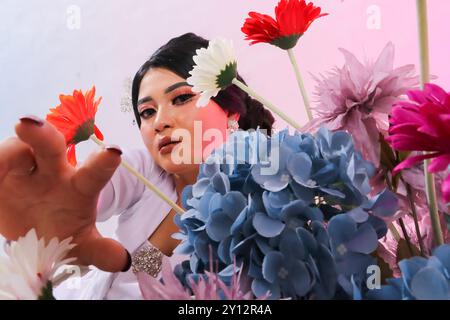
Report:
304,42,417,166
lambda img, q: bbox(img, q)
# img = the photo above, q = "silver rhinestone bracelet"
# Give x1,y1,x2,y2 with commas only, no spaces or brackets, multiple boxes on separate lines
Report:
131,241,164,278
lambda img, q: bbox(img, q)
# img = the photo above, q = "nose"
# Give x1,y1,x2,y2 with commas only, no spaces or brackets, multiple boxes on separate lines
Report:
153,105,173,133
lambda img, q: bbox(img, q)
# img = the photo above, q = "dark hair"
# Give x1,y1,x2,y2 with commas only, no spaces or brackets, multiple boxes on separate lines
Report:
131,33,275,134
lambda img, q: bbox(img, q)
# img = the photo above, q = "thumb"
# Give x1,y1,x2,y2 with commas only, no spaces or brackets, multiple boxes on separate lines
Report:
76,230,131,273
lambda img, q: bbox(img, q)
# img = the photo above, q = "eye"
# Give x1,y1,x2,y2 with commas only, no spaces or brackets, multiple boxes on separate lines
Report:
172,94,195,106
139,108,156,119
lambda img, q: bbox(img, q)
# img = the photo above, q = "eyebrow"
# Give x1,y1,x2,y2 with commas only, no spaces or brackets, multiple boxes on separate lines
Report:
137,82,192,107
165,82,192,94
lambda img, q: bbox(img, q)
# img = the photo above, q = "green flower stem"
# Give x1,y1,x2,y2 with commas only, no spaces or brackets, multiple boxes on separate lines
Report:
90,135,185,214
424,166,444,245
416,0,444,246
388,224,401,242
395,150,426,256
417,0,430,86
404,182,427,255
398,218,415,257
287,48,313,121
384,170,414,252
231,78,302,131
38,281,56,300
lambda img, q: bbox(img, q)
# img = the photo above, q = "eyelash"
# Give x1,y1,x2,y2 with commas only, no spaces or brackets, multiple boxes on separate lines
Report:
172,93,195,105
139,93,195,119
139,109,156,119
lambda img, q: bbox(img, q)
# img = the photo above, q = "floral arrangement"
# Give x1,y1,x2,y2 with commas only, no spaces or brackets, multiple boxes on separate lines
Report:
168,0,450,300
1,0,449,301
172,128,398,299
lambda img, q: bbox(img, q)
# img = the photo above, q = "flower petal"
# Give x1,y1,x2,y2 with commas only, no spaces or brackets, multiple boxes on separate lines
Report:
253,212,285,238
206,211,232,242
345,223,378,254
67,144,77,167
429,154,450,173
262,251,284,283
410,267,449,300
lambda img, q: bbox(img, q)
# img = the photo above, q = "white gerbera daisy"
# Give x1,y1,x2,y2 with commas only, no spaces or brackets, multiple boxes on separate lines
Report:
187,38,237,107
0,229,76,300
187,38,301,129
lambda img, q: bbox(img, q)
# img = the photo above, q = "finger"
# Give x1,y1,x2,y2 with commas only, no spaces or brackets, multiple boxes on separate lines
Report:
0,137,36,181
71,145,122,197
77,231,131,273
15,115,68,174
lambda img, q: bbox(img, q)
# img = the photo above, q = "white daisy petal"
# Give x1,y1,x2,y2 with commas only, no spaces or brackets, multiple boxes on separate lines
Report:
198,92,212,107
187,38,237,109
0,229,76,300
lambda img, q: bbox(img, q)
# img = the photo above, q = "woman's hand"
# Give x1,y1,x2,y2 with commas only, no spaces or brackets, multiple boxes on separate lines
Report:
0,116,130,273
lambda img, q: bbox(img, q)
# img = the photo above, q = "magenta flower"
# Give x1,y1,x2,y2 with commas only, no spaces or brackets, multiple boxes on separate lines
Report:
304,42,417,166
443,176,450,205
387,83,450,204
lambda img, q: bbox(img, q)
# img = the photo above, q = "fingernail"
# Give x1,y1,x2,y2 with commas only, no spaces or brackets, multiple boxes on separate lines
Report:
19,115,44,127
121,250,132,272
105,145,122,156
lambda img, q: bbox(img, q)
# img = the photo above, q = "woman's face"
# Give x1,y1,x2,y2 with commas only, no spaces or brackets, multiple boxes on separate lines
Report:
137,67,234,176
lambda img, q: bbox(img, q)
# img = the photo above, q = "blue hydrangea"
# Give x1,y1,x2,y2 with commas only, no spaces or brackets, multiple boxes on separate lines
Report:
363,245,450,300
174,128,398,300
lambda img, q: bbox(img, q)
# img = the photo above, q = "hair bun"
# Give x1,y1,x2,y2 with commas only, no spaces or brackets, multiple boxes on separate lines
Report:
239,94,275,135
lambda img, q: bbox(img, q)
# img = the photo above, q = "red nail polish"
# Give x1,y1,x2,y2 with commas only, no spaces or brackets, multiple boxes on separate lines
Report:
121,250,132,272
105,145,123,156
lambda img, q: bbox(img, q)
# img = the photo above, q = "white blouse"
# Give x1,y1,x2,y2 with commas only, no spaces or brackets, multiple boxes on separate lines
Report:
54,148,180,300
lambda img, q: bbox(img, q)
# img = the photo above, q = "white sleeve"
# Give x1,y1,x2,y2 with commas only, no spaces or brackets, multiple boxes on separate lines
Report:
96,148,158,222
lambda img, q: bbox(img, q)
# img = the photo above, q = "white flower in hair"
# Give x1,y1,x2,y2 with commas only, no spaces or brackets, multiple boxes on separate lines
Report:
187,38,301,129
187,38,238,107
0,229,76,300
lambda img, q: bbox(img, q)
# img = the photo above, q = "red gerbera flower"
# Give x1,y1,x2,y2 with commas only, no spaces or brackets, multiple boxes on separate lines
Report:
242,0,327,50
46,86,104,166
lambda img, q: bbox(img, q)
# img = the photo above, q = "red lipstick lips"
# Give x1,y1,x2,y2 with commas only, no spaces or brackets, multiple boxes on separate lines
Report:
157,136,182,155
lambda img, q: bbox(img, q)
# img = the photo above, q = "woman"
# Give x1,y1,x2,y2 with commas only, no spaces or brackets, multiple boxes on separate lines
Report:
0,33,274,299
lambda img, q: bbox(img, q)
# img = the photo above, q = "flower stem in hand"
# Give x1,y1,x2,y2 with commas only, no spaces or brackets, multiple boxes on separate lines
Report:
90,135,185,214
